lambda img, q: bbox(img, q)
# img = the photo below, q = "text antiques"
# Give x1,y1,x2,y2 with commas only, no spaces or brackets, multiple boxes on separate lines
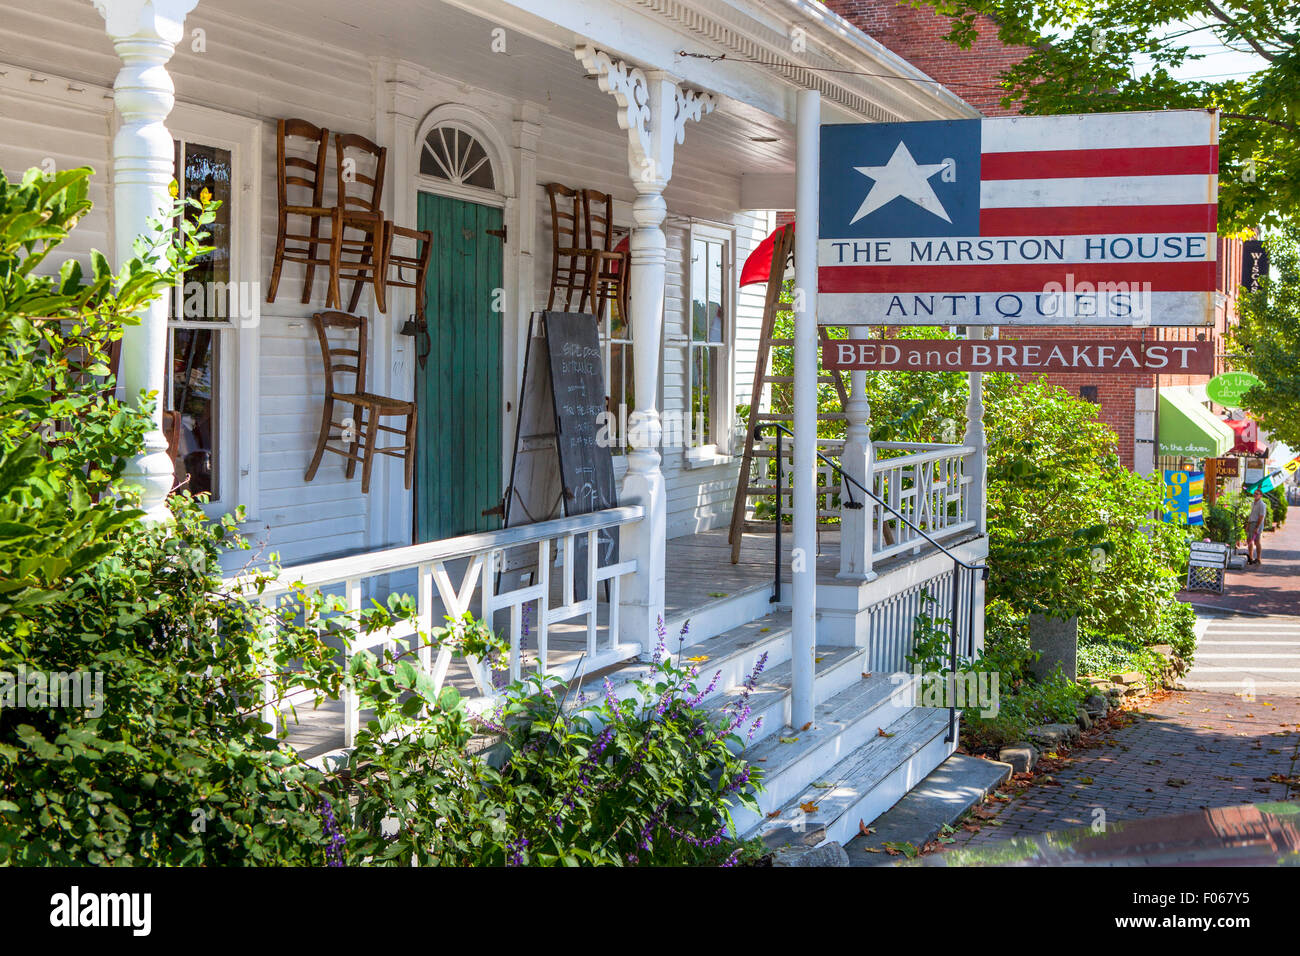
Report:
817,110,1218,326
824,339,1215,374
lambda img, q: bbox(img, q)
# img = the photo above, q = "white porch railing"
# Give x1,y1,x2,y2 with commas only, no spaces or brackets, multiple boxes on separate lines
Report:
868,442,977,562
228,506,643,747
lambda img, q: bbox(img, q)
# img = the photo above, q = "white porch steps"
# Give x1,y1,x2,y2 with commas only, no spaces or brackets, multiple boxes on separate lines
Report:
581,587,955,852
665,579,775,652
746,707,954,849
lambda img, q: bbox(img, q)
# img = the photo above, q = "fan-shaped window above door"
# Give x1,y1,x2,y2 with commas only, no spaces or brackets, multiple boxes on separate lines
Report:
420,125,496,191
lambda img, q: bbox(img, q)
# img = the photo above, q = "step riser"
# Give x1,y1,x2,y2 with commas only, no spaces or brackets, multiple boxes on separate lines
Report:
579,629,791,728
820,721,956,848
664,584,775,652
741,648,869,748
730,681,918,833
690,630,792,708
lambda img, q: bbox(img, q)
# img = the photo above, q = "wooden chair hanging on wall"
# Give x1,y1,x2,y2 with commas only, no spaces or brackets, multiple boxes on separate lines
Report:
544,183,628,321
267,118,333,305
304,311,416,494
332,132,389,314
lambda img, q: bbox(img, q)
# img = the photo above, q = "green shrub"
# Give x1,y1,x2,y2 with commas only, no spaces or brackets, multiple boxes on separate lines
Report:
1205,503,1241,545
1268,488,1287,526
0,165,760,866
1078,633,1164,687
1156,599,1197,663
910,599,1085,754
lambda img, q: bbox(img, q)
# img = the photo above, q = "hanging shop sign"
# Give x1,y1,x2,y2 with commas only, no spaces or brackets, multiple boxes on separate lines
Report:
818,110,1218,327
1205,371,1262,408
1242,239,1269,294
1162,470,1204,526
823,338,1214,373
1211,456,1240,477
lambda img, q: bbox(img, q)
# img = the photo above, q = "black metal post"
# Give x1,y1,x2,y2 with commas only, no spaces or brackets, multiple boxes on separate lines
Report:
947,557,960,743
772,427,782,604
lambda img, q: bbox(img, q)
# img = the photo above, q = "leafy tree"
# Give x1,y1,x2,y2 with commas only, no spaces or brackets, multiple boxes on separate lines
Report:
919,0,1298,229
981,376,1188,638
1231,225,1300,446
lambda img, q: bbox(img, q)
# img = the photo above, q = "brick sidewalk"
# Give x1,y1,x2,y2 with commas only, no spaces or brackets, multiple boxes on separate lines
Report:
943,689,1300,850
1180,514,1300,617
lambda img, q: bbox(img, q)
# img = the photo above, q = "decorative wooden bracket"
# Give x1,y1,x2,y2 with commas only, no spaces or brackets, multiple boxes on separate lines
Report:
574,44,716,187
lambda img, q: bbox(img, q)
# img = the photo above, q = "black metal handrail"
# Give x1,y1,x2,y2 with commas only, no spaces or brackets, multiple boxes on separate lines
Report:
752,422,987,743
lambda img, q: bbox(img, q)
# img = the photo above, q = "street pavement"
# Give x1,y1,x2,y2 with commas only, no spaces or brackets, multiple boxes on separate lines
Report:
941,683,1300,851
1180,509,1300,617
1183,613,1300,695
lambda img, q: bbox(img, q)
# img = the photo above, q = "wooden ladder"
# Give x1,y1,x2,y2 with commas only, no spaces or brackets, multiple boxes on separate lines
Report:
727,223,849,564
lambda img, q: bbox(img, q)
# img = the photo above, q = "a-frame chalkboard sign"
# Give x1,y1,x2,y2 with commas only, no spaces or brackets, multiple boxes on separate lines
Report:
502,312,618,596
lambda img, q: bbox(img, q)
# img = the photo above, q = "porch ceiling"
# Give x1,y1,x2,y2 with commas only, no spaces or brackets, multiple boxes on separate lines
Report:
208,0,973,179
209,0,796,176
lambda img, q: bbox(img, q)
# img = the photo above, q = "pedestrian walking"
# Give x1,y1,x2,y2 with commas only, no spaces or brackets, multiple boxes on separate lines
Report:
1246,489,1268,565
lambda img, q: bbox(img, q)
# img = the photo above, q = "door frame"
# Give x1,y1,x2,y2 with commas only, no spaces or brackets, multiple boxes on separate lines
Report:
411,104,517,540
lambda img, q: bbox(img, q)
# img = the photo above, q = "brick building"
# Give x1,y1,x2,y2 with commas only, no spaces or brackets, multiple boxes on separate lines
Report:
824,0,1247,474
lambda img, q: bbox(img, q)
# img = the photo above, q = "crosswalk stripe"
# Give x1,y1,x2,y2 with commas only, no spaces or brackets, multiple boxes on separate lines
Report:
1199,640,1300,645
1196,652,1300,659
1184,665,1300,672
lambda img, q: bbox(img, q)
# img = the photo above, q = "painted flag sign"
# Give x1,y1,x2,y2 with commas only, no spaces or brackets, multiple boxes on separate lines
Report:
1244,455,1300,494
818,110,1218,327
1162,470,1204,526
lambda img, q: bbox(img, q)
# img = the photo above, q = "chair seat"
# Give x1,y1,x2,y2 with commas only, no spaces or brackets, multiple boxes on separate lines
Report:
335,391,414,412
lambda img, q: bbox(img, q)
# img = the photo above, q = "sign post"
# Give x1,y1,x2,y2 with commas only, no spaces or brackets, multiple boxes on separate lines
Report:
792,88,820,732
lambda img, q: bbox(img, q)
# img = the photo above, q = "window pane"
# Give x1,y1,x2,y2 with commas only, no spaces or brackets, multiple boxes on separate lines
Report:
692,345,712,447
691,237,708,342
707,240,724,343
175,142,233,321
169,327,218,499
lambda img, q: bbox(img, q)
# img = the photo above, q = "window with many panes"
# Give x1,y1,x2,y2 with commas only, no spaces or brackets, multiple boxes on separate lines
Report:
160,106,260,516
168,138,233,501
687,227,732,453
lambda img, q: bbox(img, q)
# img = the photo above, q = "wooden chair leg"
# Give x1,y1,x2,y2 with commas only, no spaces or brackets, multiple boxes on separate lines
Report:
302,214,323,304
360,408,381,494
346,255,368,313
370,229,387,314
403,408,416,490
268,212,288,304
346,403,365,479
327,211,344,309
305,395,334,482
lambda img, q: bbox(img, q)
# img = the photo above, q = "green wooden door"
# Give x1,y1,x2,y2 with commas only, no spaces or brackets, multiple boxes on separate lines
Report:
416,192,504,542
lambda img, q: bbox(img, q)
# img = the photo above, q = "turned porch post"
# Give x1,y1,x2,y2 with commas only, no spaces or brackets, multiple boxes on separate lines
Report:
791,89,820,730
838,328,875,581
96,0,200,521
575,47,715,652
964,326,989,535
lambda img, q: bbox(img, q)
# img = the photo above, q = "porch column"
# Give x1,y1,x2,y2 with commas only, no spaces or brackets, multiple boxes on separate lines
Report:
575,46,715,652
791,89,820,730
964,327,989,535
96,0,200,522
838,328,875,581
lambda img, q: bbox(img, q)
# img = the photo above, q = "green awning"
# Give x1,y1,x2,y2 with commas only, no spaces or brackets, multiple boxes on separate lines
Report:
1159,389,1235,458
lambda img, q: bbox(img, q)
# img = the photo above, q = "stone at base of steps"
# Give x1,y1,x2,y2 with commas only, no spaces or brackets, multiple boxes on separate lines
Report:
843,753,1012,866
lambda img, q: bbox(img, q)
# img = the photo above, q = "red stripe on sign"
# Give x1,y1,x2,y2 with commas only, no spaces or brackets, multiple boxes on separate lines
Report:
980,204,1218,236
818,260,1216,294
981,145,1218,180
